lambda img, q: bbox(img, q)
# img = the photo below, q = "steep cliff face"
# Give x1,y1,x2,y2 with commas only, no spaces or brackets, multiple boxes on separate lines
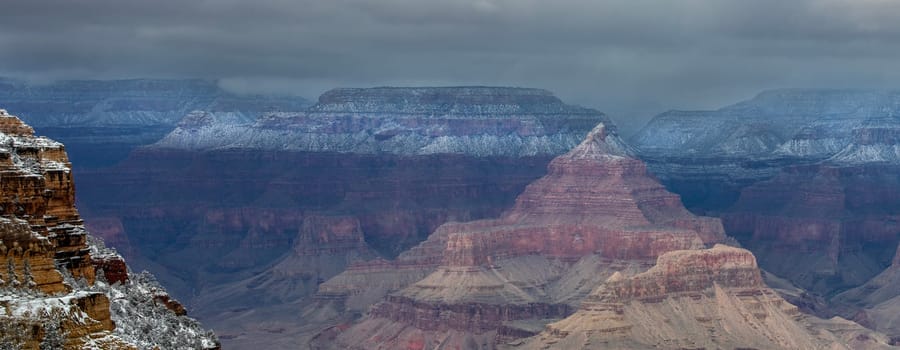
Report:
0,109,218,349
0,78,309,167
316,123,727,349
510,245,894,350
0,109,94,283
723,163,900,296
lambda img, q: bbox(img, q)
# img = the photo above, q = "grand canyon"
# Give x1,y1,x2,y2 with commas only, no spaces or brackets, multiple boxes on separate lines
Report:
4,84,900,349
4,1,900,348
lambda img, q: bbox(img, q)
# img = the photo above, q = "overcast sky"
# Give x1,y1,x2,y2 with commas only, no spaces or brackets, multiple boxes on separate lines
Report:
2,0,900,133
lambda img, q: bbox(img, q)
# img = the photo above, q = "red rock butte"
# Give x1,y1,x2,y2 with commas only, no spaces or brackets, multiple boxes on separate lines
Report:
438,122,726,268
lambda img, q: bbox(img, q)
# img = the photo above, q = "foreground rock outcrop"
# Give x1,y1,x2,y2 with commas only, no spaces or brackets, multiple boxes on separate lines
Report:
509,245,893,350
314,122,728,349
0,109,218,349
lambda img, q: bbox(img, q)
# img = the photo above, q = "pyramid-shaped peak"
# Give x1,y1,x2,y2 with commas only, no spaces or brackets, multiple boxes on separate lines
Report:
563,122,635,160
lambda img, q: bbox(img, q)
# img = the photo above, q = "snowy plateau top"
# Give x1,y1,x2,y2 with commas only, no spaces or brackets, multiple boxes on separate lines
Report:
152,87,609,157
632,88,900,165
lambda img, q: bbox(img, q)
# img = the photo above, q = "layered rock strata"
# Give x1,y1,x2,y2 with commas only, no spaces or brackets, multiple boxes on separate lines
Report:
318,123,727,349
72,87,609,347
631,89,900,210
509,245,894,350
154,87,605,156
0,109,218,349
0,77,309,167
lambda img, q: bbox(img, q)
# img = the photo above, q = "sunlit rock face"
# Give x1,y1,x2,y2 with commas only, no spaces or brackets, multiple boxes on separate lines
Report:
153,86,606,156
510,245,894,350
0,109,218,349
315,123,728,349
70,87,610,347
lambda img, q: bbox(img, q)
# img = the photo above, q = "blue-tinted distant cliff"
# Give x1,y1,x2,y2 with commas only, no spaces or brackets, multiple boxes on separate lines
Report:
0,77,309,167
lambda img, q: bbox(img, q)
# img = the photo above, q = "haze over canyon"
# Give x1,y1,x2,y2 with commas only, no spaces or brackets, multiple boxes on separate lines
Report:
1,80,900,349
4,1,900,349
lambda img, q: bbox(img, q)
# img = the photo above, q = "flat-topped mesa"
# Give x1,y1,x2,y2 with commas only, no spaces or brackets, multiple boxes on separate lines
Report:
587,244,763,303
635,89,900,158
311,86,591,115
152,86,608,157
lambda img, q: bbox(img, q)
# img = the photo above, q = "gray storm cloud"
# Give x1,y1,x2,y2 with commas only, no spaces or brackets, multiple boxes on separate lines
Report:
2,0,900,133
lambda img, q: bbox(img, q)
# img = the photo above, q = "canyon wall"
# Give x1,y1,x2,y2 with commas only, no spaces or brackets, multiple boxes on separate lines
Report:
0,109,218,349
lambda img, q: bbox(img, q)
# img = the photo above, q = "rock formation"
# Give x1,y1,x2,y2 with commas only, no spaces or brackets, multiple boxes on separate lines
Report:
508,245,894,350
0,109,94,283
316,122,728,349
153,86,605,156
0,77,309,167
722,162,900,296
635,90,900,344
70,86,609,347
631,89,900,210
0,109,218,349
